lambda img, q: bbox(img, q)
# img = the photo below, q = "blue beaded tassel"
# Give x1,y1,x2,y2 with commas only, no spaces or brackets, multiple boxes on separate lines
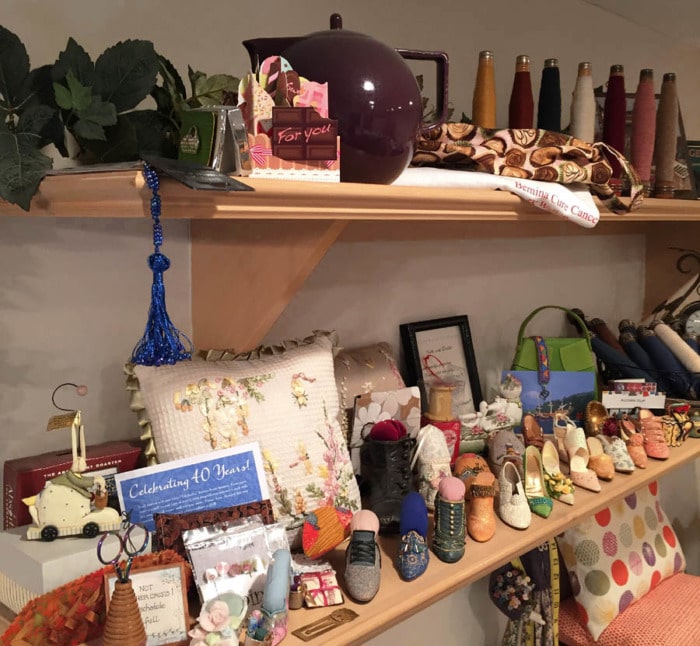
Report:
131,163,192,366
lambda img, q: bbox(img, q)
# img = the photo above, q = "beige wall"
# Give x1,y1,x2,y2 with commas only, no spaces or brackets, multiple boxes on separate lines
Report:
2,2,699,644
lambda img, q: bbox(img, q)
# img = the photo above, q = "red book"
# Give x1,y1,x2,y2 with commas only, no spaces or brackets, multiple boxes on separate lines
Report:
3,440,143,529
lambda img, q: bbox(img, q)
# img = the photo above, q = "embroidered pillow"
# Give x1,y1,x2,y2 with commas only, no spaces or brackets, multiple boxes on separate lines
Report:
126,331,361,545
556,481,685,641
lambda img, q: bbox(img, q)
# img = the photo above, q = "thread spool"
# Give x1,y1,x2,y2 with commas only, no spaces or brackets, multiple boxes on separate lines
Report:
653,72,679,199
631,69,656,196
603,65,627,192
424,384,456,422
570,62,596,142
472,50,497,129
508,55,534,129
103,580,147,646
537,58,561,131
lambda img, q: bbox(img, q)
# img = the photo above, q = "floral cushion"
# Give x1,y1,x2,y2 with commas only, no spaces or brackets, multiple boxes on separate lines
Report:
126,331,361,545
556,481,685,641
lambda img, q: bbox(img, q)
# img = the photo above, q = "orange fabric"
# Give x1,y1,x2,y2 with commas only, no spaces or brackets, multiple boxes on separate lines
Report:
559,572,700,645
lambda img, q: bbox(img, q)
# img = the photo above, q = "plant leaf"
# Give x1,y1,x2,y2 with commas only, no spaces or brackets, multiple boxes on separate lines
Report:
79,113,138,162
73,117,106,141
65,70,92,112
94,39,158,112
191,73,239,106
79,96,117,126
0,25,30,109
17,104,55,138
125,109,178,158
0,128,52,210
53,81,73,110
52,37,94,88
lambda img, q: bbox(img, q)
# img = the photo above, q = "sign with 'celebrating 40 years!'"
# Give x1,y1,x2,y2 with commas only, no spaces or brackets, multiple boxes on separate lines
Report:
114,443,268,531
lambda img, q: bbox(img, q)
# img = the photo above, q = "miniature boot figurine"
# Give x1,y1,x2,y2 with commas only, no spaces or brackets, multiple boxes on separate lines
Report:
432,476,466,563
467,471,497,542
344,510,381,602
360,421,416,534
397,492,429,581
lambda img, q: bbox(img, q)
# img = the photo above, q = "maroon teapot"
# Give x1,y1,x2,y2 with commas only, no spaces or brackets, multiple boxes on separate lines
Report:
243,14,448,184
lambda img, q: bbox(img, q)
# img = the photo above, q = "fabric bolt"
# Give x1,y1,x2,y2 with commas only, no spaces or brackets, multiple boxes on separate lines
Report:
570,62,596,143
651,321,700,374
637,328,693,398
588,318,627,355
509,55,534,129
537,59,561,132
588,332,653,384
653,73,679,197
630,69,656,187
602,66,627,180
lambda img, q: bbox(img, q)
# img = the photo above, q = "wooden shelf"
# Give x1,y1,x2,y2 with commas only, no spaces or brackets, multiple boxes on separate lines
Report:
1,440,698,645
2,170,700,222
283,439,700,646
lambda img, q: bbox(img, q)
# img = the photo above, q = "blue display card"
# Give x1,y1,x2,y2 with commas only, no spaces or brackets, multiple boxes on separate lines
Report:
114,443,269,531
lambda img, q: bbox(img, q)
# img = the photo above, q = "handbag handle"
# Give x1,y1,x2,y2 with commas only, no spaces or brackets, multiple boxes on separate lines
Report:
515,305,593,353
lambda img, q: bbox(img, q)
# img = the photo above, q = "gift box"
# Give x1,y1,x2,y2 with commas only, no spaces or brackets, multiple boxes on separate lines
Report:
3,440,143,529
300,568,343,607
238,55,340,181
0,524,149,614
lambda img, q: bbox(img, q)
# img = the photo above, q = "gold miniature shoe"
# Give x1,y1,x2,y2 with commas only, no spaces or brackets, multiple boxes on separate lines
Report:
585,400,609,436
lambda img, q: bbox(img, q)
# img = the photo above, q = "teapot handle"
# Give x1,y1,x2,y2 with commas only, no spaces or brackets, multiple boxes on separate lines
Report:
396,49,449,133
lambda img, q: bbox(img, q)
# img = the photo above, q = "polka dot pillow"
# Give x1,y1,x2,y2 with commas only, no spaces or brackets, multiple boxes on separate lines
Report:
556,481,685,641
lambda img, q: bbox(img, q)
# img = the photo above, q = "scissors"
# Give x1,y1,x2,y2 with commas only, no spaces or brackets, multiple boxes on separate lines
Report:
97,522,149,582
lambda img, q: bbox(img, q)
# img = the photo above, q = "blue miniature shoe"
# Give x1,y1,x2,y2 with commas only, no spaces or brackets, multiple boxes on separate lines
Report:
397,492,429,581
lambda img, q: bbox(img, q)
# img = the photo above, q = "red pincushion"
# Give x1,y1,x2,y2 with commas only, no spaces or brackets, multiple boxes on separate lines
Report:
369,419,407,441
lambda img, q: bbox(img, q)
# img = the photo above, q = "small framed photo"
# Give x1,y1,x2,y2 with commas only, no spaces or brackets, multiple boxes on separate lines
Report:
104,562,190,646
400,315,482,417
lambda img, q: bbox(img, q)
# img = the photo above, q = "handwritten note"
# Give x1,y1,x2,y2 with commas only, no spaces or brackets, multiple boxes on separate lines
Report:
114,443,269,531
105,564,189,646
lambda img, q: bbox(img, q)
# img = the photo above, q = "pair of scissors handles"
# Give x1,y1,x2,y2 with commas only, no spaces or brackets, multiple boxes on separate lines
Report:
97,523,149,578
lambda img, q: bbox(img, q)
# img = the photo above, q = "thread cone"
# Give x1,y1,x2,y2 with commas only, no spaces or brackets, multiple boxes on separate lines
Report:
103,580,147,646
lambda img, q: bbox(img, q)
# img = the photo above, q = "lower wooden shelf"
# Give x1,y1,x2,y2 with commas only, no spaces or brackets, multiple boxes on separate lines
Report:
5,439,697,645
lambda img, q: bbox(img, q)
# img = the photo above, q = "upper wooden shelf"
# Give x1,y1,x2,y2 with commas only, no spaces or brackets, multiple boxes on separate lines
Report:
2,170,700,222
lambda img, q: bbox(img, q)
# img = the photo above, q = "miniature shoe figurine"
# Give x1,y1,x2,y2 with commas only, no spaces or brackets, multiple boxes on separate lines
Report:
344,510,381,602
411,424,452,511
453,452,491,502
585,400,610,436
397,492,429,581
586,435,615,481
540,440,575,505
467,471,497,542
597,434,635,474
618,414,648,468
497,460,531,530
523,446,553,518
487,428,526,479
521,414,545,451
257,548,292,646
636,409,670,459
432,476,466,563
562,423,601,492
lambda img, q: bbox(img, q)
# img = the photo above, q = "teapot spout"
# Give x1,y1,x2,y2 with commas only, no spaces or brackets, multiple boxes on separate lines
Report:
242,37,305,73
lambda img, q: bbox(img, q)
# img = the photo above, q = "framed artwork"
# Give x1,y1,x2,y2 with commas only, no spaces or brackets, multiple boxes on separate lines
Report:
104,562,190,646
400,315,482,417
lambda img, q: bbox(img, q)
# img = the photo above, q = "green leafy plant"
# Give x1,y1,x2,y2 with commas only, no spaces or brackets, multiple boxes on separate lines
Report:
0,25,239,210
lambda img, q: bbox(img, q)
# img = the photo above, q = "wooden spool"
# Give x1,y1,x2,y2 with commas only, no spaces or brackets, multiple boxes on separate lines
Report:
102,580,147,646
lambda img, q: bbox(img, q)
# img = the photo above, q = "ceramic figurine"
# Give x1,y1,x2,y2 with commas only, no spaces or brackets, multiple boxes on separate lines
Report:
24,410,121,541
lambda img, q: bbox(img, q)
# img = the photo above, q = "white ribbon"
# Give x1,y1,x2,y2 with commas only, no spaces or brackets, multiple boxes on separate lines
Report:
394,167,600,228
